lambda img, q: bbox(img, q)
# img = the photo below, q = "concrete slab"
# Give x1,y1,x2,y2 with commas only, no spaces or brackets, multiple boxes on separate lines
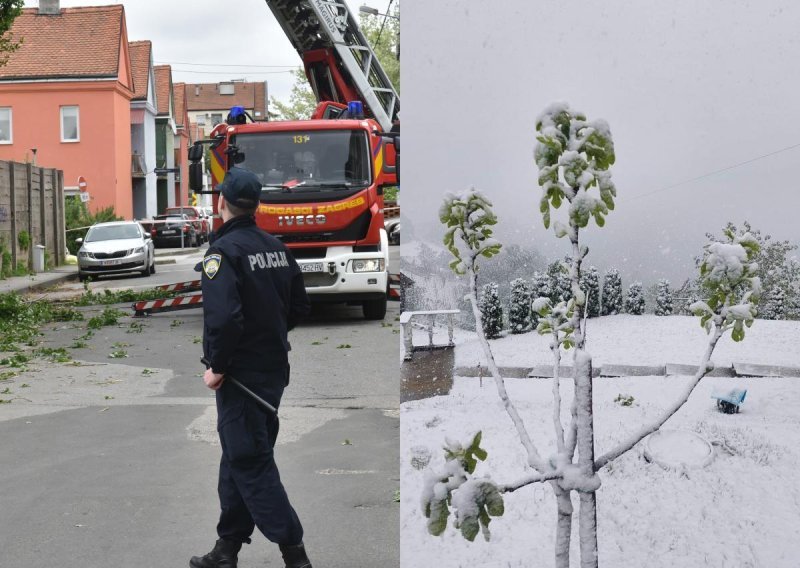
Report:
666,363,736,377
733,362,800,377
600,364,666,377
527,365,601,378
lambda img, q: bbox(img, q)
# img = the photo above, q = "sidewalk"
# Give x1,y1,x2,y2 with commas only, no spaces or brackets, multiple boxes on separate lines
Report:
0,264,78,295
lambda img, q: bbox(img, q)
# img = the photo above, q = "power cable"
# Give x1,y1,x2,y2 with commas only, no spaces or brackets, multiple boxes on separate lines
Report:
620,141,800,203
172,69,295,75
376,0,395,44
156,60,299,69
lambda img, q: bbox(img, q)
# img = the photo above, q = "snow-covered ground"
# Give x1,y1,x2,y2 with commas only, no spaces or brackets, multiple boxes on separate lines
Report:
454,315,800,368
401,316,800,567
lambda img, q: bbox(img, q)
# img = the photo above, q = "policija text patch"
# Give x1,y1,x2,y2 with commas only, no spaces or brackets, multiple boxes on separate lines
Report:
248,250,290,271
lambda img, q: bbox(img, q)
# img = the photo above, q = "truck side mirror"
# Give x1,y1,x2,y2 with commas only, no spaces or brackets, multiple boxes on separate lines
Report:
188,143,204,161
189,163,203,192
381,136,399,185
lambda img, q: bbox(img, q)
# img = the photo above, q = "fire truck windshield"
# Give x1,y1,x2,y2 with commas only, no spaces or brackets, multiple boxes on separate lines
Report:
233,129,371,193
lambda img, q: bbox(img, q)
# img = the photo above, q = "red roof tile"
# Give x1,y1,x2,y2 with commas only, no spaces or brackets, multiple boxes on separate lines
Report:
154,65,172,116
128,40,151,101
185,82,267,116
0,6,126,81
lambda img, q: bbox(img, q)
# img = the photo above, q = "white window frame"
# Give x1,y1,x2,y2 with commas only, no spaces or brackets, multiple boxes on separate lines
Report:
60,105,80,143
0,107,12,144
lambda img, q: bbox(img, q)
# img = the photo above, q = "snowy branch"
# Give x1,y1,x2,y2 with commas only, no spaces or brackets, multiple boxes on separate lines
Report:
499,471,563,493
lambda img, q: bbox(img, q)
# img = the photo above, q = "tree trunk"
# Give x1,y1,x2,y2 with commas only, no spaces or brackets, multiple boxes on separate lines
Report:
552,483,574,568
575,350,599,568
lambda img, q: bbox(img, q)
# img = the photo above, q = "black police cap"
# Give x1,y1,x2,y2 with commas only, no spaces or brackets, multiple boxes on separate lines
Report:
219,167,261,208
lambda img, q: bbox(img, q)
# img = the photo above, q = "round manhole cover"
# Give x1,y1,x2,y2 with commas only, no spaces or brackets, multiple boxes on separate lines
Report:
644,429,714,470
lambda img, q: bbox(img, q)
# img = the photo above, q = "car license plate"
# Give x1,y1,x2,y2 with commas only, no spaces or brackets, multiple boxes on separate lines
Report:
300,262,324,273
161,230,176,235
101,259,121,266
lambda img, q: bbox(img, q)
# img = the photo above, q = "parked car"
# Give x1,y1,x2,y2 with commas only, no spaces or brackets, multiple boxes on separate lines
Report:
151,214,199,248
76,221,155,281
164,206,209,243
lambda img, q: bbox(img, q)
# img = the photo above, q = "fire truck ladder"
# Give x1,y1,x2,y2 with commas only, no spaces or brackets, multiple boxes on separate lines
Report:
265,0,399,132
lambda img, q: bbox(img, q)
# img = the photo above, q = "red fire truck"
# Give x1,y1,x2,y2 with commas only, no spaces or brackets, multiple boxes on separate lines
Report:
132,1,399,320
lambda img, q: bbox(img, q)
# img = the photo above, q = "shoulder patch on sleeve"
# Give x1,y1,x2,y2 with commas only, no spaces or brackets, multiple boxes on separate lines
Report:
203,253,222,279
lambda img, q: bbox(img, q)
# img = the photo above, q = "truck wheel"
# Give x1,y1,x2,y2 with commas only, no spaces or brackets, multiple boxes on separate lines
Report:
363,296,387,320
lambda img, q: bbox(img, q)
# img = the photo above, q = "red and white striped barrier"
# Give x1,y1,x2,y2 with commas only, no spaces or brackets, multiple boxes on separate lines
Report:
155,280,202,293
132,293,203,316
388,273,400,301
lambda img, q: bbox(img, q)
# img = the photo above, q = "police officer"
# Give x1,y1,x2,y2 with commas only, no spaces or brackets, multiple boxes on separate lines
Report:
190,167,313,568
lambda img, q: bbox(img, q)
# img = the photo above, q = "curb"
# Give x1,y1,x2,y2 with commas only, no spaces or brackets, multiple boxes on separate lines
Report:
154,247,202,258
1,271,78,295
154,259,177,265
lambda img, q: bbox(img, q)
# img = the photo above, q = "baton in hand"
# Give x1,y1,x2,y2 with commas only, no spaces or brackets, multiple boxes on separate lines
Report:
201,357,278,416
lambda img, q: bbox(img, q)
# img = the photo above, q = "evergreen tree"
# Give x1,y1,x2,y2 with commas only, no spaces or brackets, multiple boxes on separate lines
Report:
479,282,503,339
547,259,572,304
601,268,623,315
625,281,645,315
508,278,532,334
655,279,673,316
580,266,601,318
530,271,550,329
762,287,786,320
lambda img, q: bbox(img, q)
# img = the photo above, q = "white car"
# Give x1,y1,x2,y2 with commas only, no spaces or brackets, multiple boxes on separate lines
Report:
76,221,155,281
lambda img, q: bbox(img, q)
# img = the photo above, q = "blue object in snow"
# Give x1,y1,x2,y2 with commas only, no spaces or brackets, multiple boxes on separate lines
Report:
711,387,747,414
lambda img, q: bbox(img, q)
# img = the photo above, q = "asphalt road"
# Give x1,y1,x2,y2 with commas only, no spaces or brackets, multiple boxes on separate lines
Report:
0,246,401,568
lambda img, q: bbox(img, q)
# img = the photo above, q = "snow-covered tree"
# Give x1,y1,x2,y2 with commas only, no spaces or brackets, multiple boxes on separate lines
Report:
655,279,673,316
761,287,786,320
547,258,572,304
531,270,551,301
625,281,645,315
702,221,800,320
580,266,601,318
530,271,551,329
601,268,623,315
434,189,555,547
429,105,759,568
508,278,532,334
479,282,503,339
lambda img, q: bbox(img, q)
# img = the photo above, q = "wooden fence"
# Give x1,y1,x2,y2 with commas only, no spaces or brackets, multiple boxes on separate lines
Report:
0,160,66,270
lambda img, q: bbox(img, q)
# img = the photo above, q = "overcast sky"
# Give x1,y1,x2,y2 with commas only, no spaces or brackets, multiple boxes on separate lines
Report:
402,0,800,284
23,0,393,103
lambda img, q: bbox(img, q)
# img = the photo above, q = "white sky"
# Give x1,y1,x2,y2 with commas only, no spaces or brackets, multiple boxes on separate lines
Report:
402,0,800,284
23,0,394,103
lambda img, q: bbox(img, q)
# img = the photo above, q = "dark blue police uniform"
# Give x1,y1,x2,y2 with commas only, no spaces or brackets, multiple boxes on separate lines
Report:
195,167,312,568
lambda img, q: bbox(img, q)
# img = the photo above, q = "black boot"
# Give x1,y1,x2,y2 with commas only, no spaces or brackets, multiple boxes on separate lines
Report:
190,538,241,568
279,542,313,568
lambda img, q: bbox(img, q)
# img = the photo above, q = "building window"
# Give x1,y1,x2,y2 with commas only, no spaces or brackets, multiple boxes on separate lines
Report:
210,113,223,126
60,106,80,142
0,108,11,144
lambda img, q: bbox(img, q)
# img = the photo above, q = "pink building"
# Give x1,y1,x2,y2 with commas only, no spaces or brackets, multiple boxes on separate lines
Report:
0,1,135,219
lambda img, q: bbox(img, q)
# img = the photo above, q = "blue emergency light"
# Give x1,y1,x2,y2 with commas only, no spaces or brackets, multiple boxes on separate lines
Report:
347,101,364,119
227,106,247,125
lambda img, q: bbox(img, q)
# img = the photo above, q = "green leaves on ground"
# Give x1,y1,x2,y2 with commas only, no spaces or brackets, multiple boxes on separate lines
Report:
87,307,124,330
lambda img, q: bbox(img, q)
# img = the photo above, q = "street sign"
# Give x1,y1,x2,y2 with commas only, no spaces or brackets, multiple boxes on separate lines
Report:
154,167,180,175
79,192,90,203
77,176,87,191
